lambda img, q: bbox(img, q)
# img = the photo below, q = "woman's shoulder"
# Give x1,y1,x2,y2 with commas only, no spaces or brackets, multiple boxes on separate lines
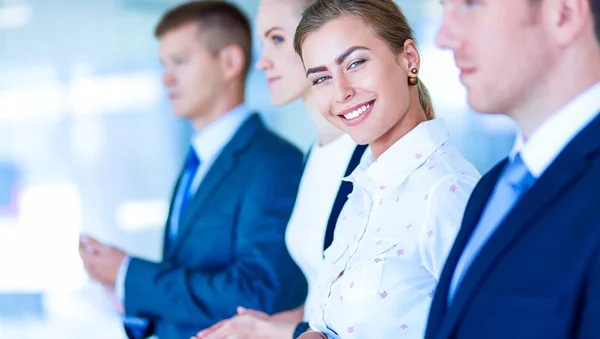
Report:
403,144,481,199
427,145,481,181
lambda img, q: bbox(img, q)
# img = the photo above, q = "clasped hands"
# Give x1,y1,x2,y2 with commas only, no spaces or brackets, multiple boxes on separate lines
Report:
193,307,326,339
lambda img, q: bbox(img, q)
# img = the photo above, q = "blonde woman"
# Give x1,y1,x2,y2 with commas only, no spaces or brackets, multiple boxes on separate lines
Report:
291,0,481,337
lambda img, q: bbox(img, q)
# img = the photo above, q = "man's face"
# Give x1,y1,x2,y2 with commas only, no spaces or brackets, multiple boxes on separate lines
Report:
159,22,224,120
436,0,553,116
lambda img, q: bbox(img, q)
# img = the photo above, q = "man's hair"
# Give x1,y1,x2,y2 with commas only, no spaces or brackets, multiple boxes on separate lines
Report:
155,1,252,79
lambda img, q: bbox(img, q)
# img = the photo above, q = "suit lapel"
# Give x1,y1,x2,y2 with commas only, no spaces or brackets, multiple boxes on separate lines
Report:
426,162,505,338
163,170,184,258
457,162,507,244
438,113,600,339
171,114,262,247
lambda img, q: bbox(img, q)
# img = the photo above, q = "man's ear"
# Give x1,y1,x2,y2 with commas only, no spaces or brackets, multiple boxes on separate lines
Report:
545,0,594,46
219,44,246,80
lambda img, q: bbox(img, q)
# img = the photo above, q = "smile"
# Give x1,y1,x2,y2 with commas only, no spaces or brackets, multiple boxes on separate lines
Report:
343,102,372,120
339,99,376,126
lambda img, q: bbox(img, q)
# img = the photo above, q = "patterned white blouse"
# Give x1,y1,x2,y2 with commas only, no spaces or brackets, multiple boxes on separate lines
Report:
307,119,481,339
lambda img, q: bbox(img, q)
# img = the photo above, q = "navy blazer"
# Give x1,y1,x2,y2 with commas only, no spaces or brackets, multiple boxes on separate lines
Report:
425,114,600,339
123,114,306,339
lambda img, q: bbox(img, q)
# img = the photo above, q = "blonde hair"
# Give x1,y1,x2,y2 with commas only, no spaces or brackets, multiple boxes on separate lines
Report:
293,0,435,120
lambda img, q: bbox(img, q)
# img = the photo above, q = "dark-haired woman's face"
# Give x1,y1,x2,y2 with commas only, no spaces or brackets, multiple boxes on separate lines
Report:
301,15,413,146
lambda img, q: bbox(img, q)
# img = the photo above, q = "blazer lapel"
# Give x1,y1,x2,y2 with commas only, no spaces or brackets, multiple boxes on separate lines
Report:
163,170,185,258
171,114,263,246
438,113,600,339
457,162,507,245
426,161,505,338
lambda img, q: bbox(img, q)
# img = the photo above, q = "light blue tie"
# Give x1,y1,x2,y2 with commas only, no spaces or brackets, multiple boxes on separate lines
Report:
448,153,536,304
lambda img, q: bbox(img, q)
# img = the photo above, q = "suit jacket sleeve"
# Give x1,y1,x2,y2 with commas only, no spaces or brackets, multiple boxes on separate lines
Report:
122,149,303,327
578,242,600,338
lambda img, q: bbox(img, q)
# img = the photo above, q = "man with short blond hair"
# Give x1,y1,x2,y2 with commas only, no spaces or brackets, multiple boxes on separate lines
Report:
80,2,306,338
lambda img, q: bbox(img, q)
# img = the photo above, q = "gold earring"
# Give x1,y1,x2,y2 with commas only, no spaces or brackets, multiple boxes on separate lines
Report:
408,68,418,86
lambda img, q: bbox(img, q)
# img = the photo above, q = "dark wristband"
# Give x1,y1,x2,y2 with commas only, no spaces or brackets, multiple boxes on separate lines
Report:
293,322,310,339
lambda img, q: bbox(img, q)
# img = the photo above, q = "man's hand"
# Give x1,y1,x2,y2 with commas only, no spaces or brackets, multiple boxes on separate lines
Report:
100,282,125,315
79,235,127,287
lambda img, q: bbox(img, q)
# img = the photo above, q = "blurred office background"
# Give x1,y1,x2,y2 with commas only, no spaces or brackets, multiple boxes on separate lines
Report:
0,0,516,337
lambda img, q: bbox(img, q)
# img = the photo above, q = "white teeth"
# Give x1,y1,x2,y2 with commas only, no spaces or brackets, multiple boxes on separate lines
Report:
343,103,371,120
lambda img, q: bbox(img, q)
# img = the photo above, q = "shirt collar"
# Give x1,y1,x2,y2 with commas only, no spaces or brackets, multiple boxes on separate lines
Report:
191,104,251,163
347,118,451,191
510,81,600,178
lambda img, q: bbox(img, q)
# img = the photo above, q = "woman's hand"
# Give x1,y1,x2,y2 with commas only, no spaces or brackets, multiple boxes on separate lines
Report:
193,311,296,339
298,332,327,339
235,306,270,320
268,304,305,323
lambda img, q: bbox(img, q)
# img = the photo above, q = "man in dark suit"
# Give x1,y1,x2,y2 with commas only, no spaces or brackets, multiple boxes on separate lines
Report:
427,1,600,338
79,2,306,338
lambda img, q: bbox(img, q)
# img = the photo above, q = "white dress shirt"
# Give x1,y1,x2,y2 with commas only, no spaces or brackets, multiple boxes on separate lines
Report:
116,104,251,312
513,81,600,177
285,134,358,321
308,119,481,339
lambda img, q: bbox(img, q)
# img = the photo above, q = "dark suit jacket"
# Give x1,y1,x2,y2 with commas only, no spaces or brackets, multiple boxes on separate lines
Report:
123,114,306,338
425,113,600,339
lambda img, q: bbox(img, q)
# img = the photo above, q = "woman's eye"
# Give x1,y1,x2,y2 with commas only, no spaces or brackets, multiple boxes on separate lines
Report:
312,76,330,85
348,59,365,69
272,35,284,45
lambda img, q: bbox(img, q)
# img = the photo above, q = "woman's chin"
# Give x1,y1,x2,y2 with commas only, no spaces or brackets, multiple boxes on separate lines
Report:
346,131,375,146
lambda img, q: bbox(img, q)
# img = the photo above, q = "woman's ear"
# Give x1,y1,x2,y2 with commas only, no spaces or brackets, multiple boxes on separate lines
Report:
398,39,421,74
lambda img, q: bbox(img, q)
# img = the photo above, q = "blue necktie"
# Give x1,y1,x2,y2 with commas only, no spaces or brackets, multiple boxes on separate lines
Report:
125,148,200,337
448,153,536,303
169,147,200,240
